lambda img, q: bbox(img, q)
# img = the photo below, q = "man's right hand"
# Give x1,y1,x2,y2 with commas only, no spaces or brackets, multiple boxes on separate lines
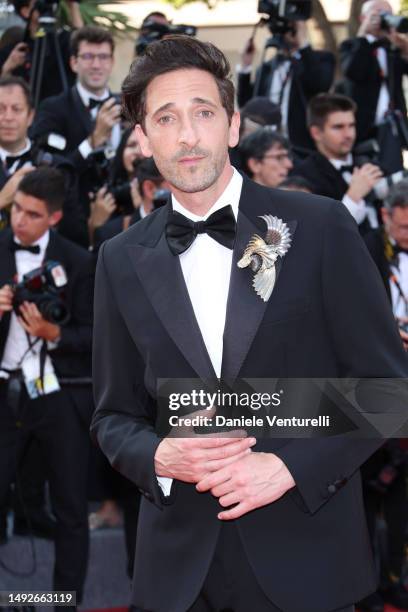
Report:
346,164,383,203
0,284,13,317
90,98,121,149
0,165,34,210
1,42,28,75
155,411,257,483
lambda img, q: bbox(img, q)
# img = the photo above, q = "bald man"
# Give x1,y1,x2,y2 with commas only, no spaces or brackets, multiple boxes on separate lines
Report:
339,0,408,151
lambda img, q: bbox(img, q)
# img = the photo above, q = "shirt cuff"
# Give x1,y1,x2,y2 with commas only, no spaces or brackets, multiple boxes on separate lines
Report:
157,476,173,497
236,63,252,74
342,195,367,225
47,337,60,351
78,139,92,159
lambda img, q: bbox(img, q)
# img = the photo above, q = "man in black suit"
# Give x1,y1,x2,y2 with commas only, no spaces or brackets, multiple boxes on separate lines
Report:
296,93,383,235
339,0,408,172
91,36,407,612
30,26,121,222
239,129,293,188
237,20,335,154
0,75,86,245
0,167,94,604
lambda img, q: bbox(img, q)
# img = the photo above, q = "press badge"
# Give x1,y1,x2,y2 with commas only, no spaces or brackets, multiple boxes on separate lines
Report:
22,352,60,399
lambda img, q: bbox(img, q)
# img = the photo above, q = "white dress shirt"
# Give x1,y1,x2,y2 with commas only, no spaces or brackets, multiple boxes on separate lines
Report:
157,168,242,496
330,155,378,228
76,82,121,159
390,253,408,319
366,34,390,125
1,230,49,372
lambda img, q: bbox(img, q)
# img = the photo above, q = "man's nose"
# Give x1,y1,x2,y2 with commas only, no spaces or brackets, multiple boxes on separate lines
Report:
178,118,199,149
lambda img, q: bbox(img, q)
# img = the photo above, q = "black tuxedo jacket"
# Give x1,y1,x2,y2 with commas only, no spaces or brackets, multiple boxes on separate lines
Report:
339,37,408,141
295,151,374,234
364,228,393,300
91,176,407,612
0,228,94,381
237,46,335,152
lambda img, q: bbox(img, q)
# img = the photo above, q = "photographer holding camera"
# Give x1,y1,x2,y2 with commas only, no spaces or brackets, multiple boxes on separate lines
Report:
0,166,94,603
296,93,383,235
339,0,408,173
0,75,87,245
237,1,335,154
0,0,83,103
31,26,121,225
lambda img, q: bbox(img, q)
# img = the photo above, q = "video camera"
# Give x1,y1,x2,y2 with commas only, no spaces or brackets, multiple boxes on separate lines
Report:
12,261,69,325
258,0,312,36
136,20,197,55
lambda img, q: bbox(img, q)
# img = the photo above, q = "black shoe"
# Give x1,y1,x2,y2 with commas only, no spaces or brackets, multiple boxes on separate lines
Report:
356,591,384,612
13,512,56,540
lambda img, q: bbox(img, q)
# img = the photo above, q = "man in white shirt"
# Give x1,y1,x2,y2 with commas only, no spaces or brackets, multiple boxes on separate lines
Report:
296,93,383,234
91,36,407,612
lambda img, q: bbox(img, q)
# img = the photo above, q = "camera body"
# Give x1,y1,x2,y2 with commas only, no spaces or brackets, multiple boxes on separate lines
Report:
258,0,312,35
136,21,197,55
380,11,408,34
12,261,70,325
353,138,408,200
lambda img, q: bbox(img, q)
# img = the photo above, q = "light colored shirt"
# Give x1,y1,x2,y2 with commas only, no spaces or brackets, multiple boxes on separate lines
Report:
390,252,408,319
76,82,121,159
0,139,31,174
366,34,390,125
1,230,49,372
158,168,242,496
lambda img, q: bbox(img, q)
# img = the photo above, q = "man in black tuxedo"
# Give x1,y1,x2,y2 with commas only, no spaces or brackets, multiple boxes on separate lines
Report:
0,167,94,604
237,20,335,154
296,93,383,235
30,26,121,222
0,75,86,245
339,0,408,171
91,36,408,612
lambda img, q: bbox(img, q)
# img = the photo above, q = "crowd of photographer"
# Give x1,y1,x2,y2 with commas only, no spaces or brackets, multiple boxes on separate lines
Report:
0,0,407,609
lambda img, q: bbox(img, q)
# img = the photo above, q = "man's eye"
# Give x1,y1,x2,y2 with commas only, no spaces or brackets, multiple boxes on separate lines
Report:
158,115,173,125
198,110,213,118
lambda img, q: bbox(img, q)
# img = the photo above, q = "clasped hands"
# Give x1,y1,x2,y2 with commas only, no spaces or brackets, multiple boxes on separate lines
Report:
154,409,295,520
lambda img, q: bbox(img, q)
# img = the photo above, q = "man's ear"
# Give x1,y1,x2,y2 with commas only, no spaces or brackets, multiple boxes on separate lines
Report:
135,124,153,158
228,111,241,148
69,55,78,75
49,210,63,227
20,5,30,19
309,125,321,145
246,157,261,177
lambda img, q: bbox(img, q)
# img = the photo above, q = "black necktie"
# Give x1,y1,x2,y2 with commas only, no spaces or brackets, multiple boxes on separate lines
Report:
88,97,110,111
165,205,236,256
10,241,40,254
5,151,31,170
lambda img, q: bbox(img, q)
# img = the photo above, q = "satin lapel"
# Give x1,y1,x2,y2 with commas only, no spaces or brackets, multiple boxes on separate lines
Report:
126,217,217,382
221,184,297,385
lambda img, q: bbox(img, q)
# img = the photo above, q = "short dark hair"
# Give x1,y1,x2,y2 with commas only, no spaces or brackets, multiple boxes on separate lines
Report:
10,0,29,16
17,168,65,214
70,26,115,57
386,179,408,211
136,157,163,196
279,175,313,193
0,76,32,108
122,35,235,128
141,11,168,28
307,93,357,129
239,128,290,177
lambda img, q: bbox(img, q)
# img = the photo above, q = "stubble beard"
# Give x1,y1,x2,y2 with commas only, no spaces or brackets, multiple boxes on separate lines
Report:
157,148,229,194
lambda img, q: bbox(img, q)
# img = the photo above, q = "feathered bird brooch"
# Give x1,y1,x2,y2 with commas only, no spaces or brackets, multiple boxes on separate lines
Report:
237,215,292,302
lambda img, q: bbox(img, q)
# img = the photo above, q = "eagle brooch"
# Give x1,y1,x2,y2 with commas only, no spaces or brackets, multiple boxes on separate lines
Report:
237,215,292,302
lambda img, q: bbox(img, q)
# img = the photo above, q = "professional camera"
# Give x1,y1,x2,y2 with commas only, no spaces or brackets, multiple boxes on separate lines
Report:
136,20,197,55
257,0,312,35
153,188,170,210
12,261,69,325
353,138,408,200
380,11,408,34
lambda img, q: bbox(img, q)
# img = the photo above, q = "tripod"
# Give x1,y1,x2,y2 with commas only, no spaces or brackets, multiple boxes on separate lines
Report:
27,7,68,109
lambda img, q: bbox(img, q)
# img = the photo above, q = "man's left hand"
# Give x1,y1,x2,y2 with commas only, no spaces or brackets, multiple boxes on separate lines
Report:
18,302,60,342
196,452,295,520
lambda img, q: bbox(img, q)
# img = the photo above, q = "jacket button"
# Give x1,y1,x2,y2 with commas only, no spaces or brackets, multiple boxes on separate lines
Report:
327,484,337,494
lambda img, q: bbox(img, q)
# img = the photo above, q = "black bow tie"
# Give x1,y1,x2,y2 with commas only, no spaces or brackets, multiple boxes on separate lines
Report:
88,97,110,111
165,205,236,256
371,38,390,50
5,151,31,170
10,241,40,254
339,164,354,174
